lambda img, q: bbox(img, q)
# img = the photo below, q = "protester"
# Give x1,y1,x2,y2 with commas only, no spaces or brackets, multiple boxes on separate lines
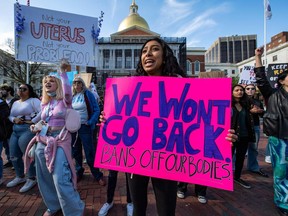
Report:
0,91,10,186
6,83,41,193
98,171,133,216
0,84,18,168
231,84,255,189
25,59,85,216
177,183,208,204
71,76,105,185
254,48,288,214
99,38,237,216
244,84,268,177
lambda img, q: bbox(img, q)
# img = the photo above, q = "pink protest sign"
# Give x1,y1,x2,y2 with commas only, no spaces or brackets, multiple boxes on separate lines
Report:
95,76,233,191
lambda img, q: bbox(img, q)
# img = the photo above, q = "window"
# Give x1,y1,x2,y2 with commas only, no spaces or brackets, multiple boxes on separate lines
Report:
186,60,192,76
134,49,140,68
273,55,278,62
115,49,122,69
194,60,200,75
125,49,132,69
232,70,235,74
103,50,110,69
220,42,228,63
234,41,242,63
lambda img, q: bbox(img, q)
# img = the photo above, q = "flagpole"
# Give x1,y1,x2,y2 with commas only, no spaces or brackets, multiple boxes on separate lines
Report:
264,0,267,67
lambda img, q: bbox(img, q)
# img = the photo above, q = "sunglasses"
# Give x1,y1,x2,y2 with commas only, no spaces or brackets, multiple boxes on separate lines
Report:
245,87,255,91
73,81,82,85
18,87,28,92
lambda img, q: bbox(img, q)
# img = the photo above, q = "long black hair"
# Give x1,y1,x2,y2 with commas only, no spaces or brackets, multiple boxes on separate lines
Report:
23,83,39,99
232,84,251,108
135,37,186,77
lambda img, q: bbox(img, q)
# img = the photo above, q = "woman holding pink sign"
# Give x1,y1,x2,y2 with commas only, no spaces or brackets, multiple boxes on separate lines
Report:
98,38,238,216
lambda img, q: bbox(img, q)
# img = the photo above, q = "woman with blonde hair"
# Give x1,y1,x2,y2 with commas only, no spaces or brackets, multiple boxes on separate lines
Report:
26,60,85,216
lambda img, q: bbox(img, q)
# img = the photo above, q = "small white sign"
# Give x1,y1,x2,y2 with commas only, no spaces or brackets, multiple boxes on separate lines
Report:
238,66,256,85
14,4,99,67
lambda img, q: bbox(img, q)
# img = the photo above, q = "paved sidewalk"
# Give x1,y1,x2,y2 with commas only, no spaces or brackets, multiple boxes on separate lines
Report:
0,133,280,216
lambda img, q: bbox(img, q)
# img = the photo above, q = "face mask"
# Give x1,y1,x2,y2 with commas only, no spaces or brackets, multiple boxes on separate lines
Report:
47,92,57,97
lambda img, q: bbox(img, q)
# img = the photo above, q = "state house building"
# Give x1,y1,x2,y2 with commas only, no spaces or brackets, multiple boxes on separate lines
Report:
93,0,187,85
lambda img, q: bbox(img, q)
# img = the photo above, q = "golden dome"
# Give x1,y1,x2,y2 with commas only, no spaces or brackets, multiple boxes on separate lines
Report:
118,14,150,31
118,0,150,32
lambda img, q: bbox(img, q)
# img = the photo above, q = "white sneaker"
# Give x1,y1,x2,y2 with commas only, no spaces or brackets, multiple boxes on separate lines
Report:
0,178,4,186
198,196,207,204
6,177,26,188
177,191,185,199
265,156,271,164
19,179,37,193
98,202,113,216
126,203,133,216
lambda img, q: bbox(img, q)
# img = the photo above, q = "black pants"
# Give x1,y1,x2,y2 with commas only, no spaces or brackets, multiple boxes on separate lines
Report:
177,182,207,196
232,136,249,179
127,174,177,216
107,171,131,204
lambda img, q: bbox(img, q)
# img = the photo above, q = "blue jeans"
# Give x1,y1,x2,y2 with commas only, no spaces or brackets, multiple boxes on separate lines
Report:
72,124,103,180
247,126,260,171
0,141,3,179
35,138,84,215
9,124,36,178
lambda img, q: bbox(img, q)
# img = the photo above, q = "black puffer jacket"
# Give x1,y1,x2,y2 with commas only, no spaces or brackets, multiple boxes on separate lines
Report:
255,66,288,139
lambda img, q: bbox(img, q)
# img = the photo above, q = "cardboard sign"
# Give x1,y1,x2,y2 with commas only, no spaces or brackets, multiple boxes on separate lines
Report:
238,66,256,85
75,73,92,87
14,4,98,66
95,77,233,191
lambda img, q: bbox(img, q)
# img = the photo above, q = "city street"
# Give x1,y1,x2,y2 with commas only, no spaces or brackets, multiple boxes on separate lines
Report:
0,132,280,216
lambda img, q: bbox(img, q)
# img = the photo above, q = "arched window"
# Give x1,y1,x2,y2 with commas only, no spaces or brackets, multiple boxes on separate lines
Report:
194,60,200,75
186,60,192,76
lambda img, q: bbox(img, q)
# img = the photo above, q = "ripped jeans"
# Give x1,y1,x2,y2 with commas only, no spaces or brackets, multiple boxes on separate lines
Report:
9,124,36,178
35,132,84,216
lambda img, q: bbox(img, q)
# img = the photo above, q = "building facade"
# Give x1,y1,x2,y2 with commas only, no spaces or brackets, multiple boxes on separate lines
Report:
95,0,187,88
205,34,257,64
186,47,206,77
237,32,288,73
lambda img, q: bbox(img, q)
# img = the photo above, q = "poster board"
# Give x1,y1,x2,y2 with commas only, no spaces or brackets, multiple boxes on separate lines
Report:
14,4,98,66
95,77,233,191
74,73,92,87
266,63,288,88
238,66,256,85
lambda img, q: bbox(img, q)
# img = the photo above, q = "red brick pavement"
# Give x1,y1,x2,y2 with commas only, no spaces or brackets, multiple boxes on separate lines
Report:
0,133,282,216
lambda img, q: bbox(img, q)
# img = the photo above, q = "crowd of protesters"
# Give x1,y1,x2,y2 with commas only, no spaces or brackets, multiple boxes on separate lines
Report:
0,40,285,216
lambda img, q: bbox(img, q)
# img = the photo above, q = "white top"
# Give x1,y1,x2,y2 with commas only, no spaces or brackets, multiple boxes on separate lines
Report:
9,97,41,123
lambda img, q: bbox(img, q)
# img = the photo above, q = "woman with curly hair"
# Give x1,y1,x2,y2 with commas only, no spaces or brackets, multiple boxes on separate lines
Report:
100,37,237,216
126,37,185,216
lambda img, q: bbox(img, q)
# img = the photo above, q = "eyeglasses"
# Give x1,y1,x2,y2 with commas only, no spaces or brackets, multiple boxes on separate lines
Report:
18,87,28,92
245,88,255,91
73,81,82,85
